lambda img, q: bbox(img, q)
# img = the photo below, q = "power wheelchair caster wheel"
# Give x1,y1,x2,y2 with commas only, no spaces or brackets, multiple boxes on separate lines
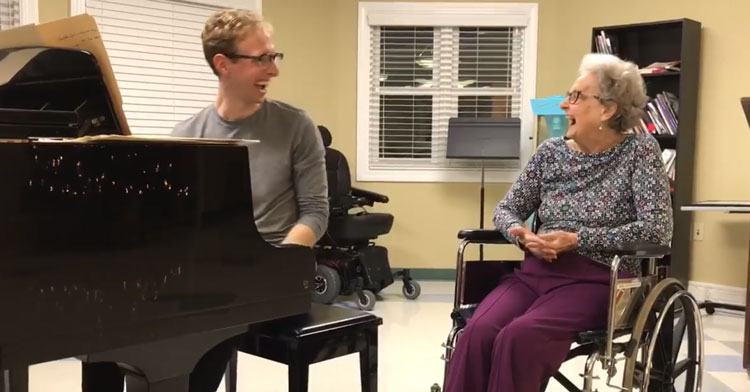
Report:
357,289,376,311
312,264,341,304
430,383,441,392
402,280,421,300
394,268,421,300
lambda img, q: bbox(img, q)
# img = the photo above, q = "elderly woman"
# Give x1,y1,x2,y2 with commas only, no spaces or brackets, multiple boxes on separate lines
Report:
444,53,673,392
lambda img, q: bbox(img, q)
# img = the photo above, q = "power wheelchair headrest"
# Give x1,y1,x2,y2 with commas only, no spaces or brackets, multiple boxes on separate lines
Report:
318,125,332,147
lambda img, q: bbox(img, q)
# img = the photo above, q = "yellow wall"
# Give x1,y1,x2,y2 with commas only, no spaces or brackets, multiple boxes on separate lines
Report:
38,0,68,23
36,0,750,288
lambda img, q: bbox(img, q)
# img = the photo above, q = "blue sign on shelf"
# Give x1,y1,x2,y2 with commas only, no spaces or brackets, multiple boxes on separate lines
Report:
531,95,566,115
531,95,568,139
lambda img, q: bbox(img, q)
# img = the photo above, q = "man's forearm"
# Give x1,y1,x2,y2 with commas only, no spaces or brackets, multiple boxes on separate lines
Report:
282,223,317,247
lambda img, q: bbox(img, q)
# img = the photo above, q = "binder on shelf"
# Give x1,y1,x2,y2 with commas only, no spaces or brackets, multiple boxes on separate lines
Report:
632,92,679,135
639,61,681,74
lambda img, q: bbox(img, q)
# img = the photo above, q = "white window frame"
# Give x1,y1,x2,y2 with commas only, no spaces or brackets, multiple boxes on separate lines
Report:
19,0,37,24
356,2,538,183
71,0,260,15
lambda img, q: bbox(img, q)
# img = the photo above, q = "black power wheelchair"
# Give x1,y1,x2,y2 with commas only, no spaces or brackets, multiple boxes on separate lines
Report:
312,126,420,310
432,228,704,392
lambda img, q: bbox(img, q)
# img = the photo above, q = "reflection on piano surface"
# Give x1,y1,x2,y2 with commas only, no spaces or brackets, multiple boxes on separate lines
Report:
0,47,314,392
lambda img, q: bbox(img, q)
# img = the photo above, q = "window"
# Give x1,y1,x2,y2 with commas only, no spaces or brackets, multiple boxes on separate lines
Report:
71,0,261,134
0,0,20,30
0,0,37,30
357,2,538,182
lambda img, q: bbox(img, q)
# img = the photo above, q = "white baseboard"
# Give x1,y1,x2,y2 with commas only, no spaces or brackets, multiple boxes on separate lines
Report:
688,280,746,307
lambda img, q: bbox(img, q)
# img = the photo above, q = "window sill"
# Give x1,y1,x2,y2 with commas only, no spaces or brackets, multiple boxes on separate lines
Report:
356,167,521,183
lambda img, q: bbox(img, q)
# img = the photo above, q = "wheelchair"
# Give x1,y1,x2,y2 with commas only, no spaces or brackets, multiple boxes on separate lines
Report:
312,125,421,310
434,228,704,392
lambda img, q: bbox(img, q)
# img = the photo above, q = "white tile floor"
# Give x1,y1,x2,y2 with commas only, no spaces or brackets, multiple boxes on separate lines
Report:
25,281,750,391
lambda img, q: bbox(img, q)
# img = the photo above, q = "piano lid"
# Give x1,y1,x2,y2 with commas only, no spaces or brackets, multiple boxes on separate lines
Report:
33,134,260,146
0,47,123,139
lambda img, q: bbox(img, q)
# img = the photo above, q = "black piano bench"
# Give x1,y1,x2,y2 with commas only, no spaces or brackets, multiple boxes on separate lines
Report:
225,303,383,392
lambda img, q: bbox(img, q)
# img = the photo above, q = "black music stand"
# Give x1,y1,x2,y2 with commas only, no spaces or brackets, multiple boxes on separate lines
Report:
447,117,521,260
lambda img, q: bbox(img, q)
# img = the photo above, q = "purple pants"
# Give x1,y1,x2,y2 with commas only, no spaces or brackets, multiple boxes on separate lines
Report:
445,253,627,392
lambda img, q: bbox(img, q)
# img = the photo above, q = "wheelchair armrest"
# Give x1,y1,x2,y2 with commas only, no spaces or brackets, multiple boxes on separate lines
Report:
457,229,511,244
332,194,373,210
611,242,670,258
355,197,374,207
351,187,389,204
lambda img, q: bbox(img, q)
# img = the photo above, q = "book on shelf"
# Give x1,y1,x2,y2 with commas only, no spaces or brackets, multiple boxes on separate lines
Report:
632,91,679,135
639,61,681,74
594,30,613,54
661,148,676,181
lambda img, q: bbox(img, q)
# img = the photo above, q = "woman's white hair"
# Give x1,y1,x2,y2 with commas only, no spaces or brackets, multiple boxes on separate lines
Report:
578,53,648,133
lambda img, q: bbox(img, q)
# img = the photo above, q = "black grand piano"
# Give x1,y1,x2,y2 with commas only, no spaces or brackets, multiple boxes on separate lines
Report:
0,47,314,391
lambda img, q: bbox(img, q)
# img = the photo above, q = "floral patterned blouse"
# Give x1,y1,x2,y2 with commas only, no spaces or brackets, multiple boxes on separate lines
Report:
493,133,673,276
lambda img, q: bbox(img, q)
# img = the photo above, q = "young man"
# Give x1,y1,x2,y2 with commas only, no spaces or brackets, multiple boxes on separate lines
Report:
173,9,328,247
83,9,328,392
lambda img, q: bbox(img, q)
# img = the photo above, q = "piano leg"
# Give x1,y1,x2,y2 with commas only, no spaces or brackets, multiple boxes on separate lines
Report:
82,361,124,391
125,372,189,392
81,326,247,392
359,328,378,392
287,357,309,392
1,367,28,392
224,350,238,392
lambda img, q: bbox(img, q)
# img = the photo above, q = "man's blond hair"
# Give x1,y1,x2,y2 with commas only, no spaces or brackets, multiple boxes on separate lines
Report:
201,9,272,75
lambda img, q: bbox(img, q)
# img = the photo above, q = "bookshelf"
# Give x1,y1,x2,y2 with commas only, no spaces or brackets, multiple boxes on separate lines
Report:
592,19,701,284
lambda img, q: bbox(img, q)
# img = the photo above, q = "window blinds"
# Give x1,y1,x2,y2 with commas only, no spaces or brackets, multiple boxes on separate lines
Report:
86,0,231,134
367,24,525,169
0,0,20,30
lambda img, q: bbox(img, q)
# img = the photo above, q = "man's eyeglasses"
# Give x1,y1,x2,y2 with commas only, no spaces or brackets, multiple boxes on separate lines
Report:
225,52,284,66
565,90,605,105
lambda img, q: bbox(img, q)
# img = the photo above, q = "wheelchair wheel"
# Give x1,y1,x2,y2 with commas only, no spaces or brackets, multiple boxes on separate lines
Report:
622,278,704,391
357,289,376,311
313,264,341,304
402,280,421,300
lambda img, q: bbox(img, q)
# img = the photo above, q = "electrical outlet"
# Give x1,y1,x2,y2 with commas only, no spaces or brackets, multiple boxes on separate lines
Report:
693,222,704,241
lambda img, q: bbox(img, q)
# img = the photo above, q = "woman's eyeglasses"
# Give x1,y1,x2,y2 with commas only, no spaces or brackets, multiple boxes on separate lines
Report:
565,90,605,104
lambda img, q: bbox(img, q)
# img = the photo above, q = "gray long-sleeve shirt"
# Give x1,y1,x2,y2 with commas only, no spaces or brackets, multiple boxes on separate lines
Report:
172,100,329,244
493,133,673,276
